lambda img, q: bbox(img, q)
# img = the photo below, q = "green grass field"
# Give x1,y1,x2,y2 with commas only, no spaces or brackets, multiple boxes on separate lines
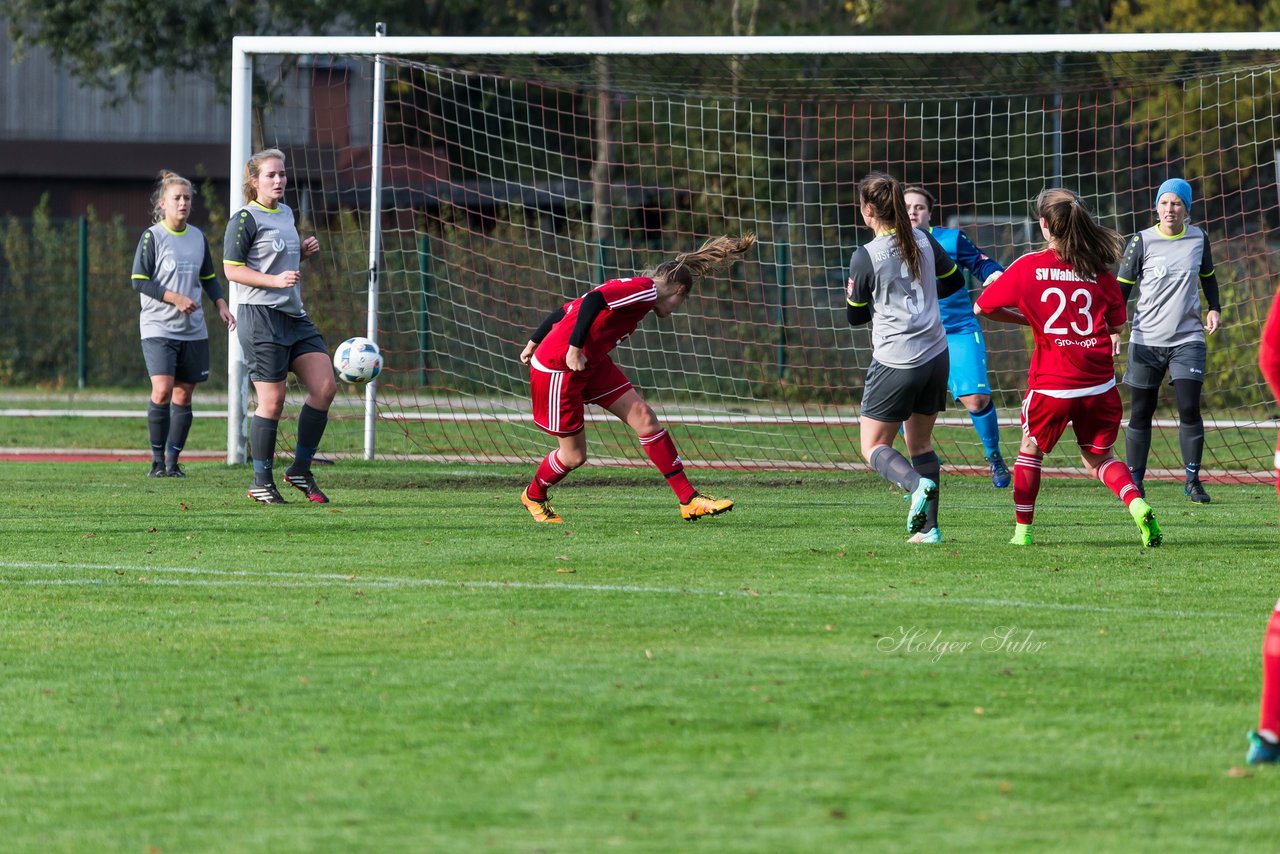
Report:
1,444,1278,851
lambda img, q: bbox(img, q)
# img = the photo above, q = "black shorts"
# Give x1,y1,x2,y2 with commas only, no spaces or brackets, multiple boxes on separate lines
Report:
141,337,210,384
1125,341,1207,388
860,349,950,422
236,304,328,383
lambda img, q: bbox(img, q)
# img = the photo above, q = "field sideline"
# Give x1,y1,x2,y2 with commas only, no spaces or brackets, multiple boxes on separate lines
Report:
0,453,1277,851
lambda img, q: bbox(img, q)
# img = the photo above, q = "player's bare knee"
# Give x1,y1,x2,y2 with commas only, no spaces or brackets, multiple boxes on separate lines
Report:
635,416,661,436
313,379,337,407
630,406,661,436
559,447,587,469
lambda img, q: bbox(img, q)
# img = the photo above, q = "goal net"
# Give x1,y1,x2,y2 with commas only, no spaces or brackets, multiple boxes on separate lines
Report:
229,34,1280,481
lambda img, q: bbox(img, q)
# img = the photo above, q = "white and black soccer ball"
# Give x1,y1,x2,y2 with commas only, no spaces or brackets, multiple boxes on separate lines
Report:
332,336,383,384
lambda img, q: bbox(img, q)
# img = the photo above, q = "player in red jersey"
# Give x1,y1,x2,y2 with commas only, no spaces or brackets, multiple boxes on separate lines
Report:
1246,596,1280,764
974,188,1162,548
1245,288,1280,763
1261,292,1280,498
517,234,756,523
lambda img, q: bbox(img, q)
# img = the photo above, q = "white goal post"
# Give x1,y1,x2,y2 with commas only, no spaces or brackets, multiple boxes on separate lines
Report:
226,32,1280,477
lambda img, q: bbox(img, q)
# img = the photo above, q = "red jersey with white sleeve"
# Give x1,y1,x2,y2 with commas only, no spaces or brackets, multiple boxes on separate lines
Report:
532,277,658,371
976,247,1126,394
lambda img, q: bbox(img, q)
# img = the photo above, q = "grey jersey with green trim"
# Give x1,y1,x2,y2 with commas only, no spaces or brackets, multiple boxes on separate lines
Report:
131,223,218,341
847,228,953,369
1117,224,1215,347
223,202,306,317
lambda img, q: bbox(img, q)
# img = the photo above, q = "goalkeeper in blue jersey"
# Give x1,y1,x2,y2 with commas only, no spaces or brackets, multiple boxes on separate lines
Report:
903,186,1010,488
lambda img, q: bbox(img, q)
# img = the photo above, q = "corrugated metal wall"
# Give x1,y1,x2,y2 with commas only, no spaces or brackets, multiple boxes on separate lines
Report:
0,25,229,142
0,23,376,147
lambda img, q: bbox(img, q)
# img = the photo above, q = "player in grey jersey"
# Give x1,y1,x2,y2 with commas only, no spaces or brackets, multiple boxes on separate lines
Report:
223,148,335,505
130,171,234,478
846,173,965,544
1116,178,1222,503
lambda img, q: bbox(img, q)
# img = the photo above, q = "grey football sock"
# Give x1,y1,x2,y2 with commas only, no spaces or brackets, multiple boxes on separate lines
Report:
869,445,921,493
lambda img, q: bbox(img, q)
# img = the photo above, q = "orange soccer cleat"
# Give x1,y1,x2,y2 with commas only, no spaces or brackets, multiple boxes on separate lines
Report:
679,493,734,522
521,488,564,523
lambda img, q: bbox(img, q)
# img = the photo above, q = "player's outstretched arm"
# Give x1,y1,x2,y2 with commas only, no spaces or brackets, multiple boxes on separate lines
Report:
974,301,1028,326
955,230,1004,283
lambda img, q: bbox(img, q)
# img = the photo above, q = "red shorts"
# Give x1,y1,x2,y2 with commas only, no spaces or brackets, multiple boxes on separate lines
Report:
529,357,633,436
1020,387,1122,455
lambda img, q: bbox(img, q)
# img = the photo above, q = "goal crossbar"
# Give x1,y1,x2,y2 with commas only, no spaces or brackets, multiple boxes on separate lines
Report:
231,33,1280,58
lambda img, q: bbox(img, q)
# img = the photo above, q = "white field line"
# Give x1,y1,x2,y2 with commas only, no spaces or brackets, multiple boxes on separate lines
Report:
2,408,1275,430
0,560,1246,620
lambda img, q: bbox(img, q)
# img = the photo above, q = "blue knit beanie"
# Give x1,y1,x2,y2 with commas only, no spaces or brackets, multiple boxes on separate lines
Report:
1155,178,1192,211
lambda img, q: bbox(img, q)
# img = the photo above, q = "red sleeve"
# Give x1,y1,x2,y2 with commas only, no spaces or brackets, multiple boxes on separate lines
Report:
975,259,1023,312
595,276,658,309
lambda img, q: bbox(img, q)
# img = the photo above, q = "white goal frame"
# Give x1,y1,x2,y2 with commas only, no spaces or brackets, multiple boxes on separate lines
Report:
226,31,1279,464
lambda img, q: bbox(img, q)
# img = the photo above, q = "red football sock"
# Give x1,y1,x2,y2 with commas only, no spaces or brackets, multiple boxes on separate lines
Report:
640,429,696,503
1260,602,1280,738
1098,458,1141,508
1013,453,1042,525
527,450,570,501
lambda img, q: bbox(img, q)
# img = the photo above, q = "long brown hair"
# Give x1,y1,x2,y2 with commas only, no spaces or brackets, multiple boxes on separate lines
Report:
242,148,286,205
1035,188,1124,280
647,234,757,293
859,173,922,282
151,170,193,224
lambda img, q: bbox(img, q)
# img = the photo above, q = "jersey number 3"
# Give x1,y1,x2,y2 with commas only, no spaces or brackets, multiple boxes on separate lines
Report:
898,262,924,315
1041,287,1094,335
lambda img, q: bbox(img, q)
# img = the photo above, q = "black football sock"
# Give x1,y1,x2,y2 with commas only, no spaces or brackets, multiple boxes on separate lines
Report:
147,400,169,463
289,404,329,474
166,403,193,467
250,415,279,486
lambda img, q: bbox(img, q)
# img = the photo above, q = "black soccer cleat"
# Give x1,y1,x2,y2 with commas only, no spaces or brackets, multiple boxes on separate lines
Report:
284,470,330,504
1184,479,1210,504
248,482,288,505
148,461,167,478
164,463,186,478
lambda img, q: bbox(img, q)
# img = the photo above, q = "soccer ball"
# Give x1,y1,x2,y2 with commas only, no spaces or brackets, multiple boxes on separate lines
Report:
332,337,383,383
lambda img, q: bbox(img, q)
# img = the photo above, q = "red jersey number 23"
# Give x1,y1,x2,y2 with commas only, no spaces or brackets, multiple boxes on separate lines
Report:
1041,287,1094,336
